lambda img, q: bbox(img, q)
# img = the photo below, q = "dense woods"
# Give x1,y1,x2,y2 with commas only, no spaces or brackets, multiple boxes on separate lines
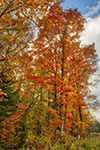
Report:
0,0,99,149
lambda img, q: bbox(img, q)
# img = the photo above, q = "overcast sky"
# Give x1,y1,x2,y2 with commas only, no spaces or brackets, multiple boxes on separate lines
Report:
61,0,100,121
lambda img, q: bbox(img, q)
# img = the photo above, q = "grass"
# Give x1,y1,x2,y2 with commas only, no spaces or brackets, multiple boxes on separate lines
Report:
45,133,100,150
1,133,100,150
63,134,100,150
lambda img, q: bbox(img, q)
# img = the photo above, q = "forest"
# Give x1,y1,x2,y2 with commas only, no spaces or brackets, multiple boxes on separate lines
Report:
0,0,99,149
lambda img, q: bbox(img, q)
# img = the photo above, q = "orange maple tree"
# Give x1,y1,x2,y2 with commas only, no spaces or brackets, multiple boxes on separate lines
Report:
27,4,97,137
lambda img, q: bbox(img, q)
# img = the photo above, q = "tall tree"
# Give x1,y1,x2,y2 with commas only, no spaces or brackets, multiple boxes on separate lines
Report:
27,4,97,137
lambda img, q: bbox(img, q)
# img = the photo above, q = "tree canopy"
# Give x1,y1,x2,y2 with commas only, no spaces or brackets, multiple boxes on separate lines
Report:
0,1,99,149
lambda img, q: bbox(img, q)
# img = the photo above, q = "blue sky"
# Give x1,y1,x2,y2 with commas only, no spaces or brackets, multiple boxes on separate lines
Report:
61,0,100,17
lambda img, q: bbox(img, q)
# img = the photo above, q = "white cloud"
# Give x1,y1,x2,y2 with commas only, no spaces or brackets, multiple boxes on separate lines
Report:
91,109,100,121
80,13,100,121
84,0,100,17
81,15,100,58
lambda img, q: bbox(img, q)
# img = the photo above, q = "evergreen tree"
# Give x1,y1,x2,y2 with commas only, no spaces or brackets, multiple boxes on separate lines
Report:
0,72,18,128
0,72,26,149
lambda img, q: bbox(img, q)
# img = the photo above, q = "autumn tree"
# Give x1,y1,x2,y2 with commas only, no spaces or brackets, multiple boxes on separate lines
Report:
27,4,97,139
0,0,62,75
